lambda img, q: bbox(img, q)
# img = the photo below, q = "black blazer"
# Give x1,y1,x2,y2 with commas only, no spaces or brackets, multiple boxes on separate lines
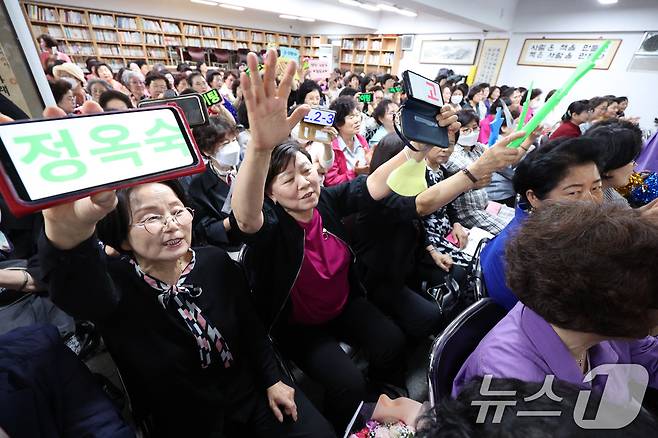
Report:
228,176,375,336
38,235,281,437
188,164,238,249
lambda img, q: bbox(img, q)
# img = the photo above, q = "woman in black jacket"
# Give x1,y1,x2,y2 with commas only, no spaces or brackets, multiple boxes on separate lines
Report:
38,130,334,438
188,116,241,249
229,49,460,430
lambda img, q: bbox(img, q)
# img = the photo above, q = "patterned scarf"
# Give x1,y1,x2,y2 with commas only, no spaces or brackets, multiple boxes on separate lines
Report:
130,251,233,369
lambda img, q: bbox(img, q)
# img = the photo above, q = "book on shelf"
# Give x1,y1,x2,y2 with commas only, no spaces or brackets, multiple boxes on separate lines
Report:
221,41,235,50
27,5,57,22
94,30,118,42
59,10,86,25
119,31,142,44
237,42,248,49
186,37,202,47
184,25,200,36
220,29,234,39
63,27,90,40
202,40,218,48
266,34,276,43
312,37,321,45
202,26,217,37
147,48,167,58
34,24,64,39
98,44,121,56
235,30,248,41
122,47,145,57
142,19,162,32
371,40,382,50
90,13,115,27
163,36,182,46
145,33,164,45
162,22,181,33
117,17,138,30
252,33,263,42
279,36,289,44
291,37,301,45
68,43,95,56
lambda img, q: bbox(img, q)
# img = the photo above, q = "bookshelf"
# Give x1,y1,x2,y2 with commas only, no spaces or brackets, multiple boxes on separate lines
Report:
21,2,400,75
339,35,401,74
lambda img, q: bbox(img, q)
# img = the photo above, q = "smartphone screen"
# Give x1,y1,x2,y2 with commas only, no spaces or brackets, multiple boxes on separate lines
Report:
357,92,373,103
303,108,336,126
0,107,201,205
138,94,208,127
389,86,403,94
405,71,444,107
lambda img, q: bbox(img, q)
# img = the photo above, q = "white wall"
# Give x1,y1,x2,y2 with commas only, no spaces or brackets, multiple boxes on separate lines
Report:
497,31,657,132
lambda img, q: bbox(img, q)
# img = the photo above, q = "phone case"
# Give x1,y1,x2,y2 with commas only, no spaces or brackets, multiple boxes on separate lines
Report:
0,106,206,217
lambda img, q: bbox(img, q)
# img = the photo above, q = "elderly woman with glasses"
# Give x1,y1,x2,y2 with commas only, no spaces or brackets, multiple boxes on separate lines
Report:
39,151,335,436
324,96,371,186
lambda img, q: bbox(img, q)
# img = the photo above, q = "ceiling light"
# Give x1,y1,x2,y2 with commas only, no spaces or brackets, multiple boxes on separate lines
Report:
377,3,398,12
359,3,380,11
598,0,618,4
280,14,298,20
219,3,244,10
396,8,417,17
191,0,218,5
339,0,362,6
297,16,316,22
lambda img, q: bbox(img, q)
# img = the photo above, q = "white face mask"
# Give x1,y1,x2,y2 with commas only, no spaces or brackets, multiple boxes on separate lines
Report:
459,130,479,146
215,140,240,167
450,95,463,105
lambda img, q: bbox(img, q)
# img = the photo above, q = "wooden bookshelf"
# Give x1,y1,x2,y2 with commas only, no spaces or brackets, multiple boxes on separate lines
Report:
21,1,314,71
22,2,401,75
339,35,401,74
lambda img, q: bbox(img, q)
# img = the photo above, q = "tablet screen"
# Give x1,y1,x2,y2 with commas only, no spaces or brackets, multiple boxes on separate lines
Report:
0,107,196,201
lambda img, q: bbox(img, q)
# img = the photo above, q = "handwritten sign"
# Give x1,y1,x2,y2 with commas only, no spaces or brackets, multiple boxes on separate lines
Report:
474,39,508,85
407,71,443,107
279,46,299,62
308,58,330,81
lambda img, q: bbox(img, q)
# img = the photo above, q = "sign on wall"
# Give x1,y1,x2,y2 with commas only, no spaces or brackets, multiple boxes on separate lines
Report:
473,39,509,85
517,38,622,70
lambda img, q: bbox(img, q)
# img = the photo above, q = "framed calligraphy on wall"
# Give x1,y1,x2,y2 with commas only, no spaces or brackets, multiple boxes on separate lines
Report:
517,38,622,69
419,39,480,65
473,39,508,85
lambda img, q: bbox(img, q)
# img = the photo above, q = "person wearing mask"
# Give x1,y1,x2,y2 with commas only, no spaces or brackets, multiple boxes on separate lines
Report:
95,63,128,94
480,137,604,311
49,79,76,115
52,63,90,107
229,49,411,431
580,96,608,133
354,127,534,340
98,90,133,112
368,99,398,147
521,88,543,120
448,86,464,110
445,111,517,235
453,202,658,400
144,72,169,100
188,117,242,250
122,71,147,106
486,86,501,110
549,100,590,140
86,78,112,104
324,96,370,186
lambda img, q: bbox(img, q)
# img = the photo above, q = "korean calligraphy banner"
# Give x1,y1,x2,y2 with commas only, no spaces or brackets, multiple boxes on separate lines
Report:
518,39,622,69
474,39,509,85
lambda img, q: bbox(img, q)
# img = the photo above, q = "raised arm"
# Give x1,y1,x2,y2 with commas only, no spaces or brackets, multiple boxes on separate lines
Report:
365,105,460,201
230,49,309,234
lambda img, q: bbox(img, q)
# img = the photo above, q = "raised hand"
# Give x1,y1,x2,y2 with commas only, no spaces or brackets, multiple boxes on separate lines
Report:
240,49,310,152
470,131,526,181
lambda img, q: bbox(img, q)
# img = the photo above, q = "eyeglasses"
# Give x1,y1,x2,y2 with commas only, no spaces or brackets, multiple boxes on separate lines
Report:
132,207,194,234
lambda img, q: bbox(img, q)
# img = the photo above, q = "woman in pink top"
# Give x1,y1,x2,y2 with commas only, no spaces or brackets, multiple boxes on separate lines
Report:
230,49,462,431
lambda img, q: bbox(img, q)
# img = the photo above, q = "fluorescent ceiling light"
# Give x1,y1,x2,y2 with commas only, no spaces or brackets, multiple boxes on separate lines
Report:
598,0,618,4
359,3,380,11
280,14,298,19
219,3,244,10
191,0,218,5
297,16,316,22
397,8,417,17
377,3,398,12
339,0,362,6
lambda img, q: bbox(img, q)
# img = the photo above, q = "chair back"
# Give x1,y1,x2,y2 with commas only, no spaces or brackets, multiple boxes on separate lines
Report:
427,298,506,405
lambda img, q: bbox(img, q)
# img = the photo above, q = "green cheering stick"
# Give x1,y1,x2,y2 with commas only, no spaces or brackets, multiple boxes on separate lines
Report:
517,80,533,131
509,40,611,148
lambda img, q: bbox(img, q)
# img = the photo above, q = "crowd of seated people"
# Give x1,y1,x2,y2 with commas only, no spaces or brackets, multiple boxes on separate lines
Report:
0,39,656,437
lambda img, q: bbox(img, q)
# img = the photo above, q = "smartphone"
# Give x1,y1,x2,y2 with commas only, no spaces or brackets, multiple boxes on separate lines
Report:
201,88,223,107
0,106,205,216
51,46,58,55
138,93,208,128
402,71,444,107
357,92,373,103
302,108,336,127
389,86,403,94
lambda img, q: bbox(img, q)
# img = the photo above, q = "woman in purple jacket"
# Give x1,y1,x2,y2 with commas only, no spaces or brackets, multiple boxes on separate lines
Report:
454,202,658,404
